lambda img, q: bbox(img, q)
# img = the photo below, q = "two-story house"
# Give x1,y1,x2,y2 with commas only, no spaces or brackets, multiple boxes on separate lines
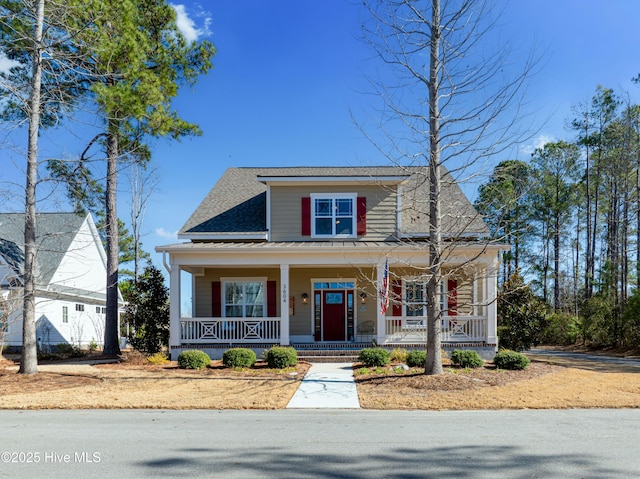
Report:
157,166,504,360
0,212,110,351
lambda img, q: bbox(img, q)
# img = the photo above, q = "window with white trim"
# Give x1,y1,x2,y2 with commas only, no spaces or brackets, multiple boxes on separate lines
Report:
311,193,356,238
223,280,266,318
62,306,69,323
404,280,448,317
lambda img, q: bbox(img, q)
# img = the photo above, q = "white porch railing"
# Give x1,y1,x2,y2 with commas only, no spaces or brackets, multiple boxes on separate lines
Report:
180,318,281,343
385,316,487,343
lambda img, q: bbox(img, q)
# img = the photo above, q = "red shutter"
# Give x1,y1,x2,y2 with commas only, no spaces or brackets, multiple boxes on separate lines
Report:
392,280,402,317
447,279,458,316
267,280,277,317
357,196,367,236
212,282,222,317
301,197,311,236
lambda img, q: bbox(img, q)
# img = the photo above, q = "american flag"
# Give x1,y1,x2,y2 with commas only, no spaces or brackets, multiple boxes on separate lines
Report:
380,258,389,315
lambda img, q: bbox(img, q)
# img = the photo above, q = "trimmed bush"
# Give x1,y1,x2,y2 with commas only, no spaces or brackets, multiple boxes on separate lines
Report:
451,349,483,368
266,346,298,369
177,349,211,369
358,348,390,367
223,348,257,368
493,350,530,370
406,350,427,368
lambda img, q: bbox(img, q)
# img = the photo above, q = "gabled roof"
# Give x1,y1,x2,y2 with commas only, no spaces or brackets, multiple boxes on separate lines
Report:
180,166,489,239
0,212,87,287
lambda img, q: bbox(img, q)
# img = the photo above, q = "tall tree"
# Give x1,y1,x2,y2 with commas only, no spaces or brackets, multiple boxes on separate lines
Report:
0,0,47,374
530,141,580,311
66,0,214,355
476,160,532,284
360,0,536,374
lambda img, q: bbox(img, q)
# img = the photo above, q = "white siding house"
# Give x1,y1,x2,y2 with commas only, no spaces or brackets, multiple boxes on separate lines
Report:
0,213,110,351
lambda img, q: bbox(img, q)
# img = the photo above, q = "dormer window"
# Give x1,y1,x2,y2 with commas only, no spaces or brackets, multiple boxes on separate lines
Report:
311,193,356,238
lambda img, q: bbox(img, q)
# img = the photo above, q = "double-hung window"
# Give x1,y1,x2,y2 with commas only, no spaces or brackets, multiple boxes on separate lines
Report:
405,280,428,317
404,279,451,319
311,193,356,238
223,280,266,318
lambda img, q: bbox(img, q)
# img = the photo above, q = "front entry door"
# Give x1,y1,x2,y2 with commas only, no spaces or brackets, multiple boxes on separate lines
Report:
323,291,346,341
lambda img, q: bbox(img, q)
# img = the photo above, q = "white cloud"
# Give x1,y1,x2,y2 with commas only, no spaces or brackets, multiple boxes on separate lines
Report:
171,4,212,44
155,227,178,240
519,134,556,157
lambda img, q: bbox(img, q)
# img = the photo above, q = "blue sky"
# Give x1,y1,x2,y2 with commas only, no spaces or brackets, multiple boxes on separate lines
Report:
2,1,640,270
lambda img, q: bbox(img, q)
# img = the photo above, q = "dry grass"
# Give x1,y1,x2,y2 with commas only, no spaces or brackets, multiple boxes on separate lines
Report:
0,359,310,410
1,351,639,410
354,362,640,409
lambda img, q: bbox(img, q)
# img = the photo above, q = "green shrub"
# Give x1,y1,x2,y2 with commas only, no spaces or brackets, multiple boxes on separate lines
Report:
406,350,426,368
265,346,297,369
494,350,530,370
542,312,581,345
450,349,483,368
223,348,257,368
358,348,390,367
177,349,211,369
389,348,408,363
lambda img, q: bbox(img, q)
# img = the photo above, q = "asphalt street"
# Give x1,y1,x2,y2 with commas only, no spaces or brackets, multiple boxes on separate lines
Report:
1,409,639,478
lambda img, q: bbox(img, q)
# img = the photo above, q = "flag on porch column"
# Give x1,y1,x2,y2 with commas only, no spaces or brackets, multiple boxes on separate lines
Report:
380,258,389,315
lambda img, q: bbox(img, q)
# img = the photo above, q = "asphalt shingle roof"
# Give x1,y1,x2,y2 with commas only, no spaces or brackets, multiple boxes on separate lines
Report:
0,213,86,287
180,166,489,238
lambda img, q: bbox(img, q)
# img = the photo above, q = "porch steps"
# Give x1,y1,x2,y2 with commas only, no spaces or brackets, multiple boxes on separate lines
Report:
292,343,371,363
296,350,361,363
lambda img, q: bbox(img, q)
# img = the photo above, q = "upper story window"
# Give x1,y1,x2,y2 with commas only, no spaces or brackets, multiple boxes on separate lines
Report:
311,193,357,238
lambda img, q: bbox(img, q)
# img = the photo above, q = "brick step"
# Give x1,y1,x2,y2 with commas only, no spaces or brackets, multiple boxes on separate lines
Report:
299,355,360,363
297,349,361,363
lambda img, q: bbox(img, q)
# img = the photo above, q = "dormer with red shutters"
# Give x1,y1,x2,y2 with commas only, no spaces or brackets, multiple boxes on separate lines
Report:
257,172,409,242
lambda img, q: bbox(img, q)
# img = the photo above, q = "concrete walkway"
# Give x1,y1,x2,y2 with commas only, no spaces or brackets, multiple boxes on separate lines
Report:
287,363,360,409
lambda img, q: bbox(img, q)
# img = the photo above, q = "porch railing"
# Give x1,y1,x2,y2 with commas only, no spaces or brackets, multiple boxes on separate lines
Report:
385,316,487,343
180,317,281,343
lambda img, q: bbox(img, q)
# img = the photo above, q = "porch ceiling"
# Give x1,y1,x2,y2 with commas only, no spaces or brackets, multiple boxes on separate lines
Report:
157,240,505,268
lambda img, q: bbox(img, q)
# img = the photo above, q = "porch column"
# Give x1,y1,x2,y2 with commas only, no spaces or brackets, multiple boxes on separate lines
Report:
376,260,387,344
169,260,181,350
486,258,498,346
280,264,290,345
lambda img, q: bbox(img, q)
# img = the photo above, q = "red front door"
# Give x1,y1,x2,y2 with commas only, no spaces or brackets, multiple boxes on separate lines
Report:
323,291,346,341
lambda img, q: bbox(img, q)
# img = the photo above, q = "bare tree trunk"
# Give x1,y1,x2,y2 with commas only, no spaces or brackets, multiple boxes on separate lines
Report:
425,0,443,375
103,124,121,356
19,0,45,375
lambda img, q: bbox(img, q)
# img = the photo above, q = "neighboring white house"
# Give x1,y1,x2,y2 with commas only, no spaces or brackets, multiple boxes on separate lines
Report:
0,212,110,351
157,166,506,360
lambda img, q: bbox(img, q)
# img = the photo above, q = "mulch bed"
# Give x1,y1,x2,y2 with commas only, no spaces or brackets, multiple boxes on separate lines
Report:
353,362,561,391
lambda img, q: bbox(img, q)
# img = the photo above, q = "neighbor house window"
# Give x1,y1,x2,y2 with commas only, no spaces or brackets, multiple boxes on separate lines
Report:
62,306,68,323
311,193,356,237
223,281,265,318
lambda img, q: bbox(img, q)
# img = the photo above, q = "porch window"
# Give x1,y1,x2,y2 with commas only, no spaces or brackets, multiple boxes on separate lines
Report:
311,194,356,237
223,281,265,318
403,280,451,317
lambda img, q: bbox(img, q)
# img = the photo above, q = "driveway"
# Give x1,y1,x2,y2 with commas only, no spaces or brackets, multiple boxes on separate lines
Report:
1,409,639,478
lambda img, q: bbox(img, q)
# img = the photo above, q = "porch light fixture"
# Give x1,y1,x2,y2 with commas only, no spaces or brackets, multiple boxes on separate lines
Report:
360,292,367,304
301,293,309,304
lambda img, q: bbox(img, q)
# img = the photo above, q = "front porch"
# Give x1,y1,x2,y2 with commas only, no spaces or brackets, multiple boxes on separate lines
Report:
160,241,502,361
173,314,497,360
